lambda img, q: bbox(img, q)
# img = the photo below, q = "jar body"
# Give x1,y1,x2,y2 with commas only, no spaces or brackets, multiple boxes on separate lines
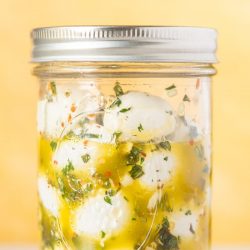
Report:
36,62,214,250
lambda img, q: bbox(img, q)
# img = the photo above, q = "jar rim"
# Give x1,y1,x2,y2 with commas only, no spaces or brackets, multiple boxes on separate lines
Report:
31,26,218,63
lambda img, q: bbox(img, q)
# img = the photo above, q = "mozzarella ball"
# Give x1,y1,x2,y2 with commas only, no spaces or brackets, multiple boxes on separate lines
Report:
38,84,102,138
103,92,176,142
167,116,199,142
169,210,200,238
73,192,130,239
139,151,175,189
38,176,60,217
53,140,97,171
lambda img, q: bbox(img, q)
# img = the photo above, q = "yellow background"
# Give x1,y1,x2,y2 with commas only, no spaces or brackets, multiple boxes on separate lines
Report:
0,0,250,245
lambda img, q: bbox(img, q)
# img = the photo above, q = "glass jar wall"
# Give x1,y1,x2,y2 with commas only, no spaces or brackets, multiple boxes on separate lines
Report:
34,61,215,250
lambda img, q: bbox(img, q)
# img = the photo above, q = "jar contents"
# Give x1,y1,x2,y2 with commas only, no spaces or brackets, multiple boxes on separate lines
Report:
38,80,211,250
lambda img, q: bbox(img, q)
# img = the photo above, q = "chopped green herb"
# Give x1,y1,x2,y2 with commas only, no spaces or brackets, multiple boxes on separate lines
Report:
127,146,141,165
189,224,195,234
114,81,124,96
138,123,144,132
50,141,57,151
112,131,122,143
129,165,144,179
132,217,137,221
164,156,168,162
50,81,57,95
109,98,122,108
159,141,171,151
185,210,192,215
103,179,111,189
156,217,180,250
83,133,101,139
81,154,90,163
83,183,93,193
101,231,106,238
165,84,176,91
119,107,131,113
124,196,129,201
106,189,116,197
183,94,191,102
62,161,74,175
104,196,112,205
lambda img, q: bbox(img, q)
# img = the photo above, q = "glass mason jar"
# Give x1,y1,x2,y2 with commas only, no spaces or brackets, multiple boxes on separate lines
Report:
31,26,217,250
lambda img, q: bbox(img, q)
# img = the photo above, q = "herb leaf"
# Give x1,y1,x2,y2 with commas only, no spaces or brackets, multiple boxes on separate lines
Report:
62,161,74,175
127,146,141,165
183,94,191,102
165,84,176,91
83,133,101,139
81,154,90,163
156,217,180,250
159,141,171,151
138,123,144,132
112,131,122,143
101,231,106,238
50,81,57,95
129,165,144,179
164,156,168,162
50,141,57,151
109,98,122,108
114,81,124,96
104,196,112,205
185,210,192,216
119,107,131,113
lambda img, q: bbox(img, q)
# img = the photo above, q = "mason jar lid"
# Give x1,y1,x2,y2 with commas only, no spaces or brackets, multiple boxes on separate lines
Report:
31,26,217,63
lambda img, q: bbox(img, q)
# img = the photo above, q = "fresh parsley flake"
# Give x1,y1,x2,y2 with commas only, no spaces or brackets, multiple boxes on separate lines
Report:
81,154,90,163
157,217,180,250
62,161,74,175
127,146,141,165
165,84,176,91
114,81,124,96
129,165,144,179
112,131,122,143
50,141,57,151
104,196,112,205
183,94,191,102
185,210,192,216
84,133,101,139
119,107,131,113
50,81,57,95
110,98,122,108
159,141,171,151
138,123,144,132
189,224,195,234
101,231,106,238
163,156,168,162
132,217,137,221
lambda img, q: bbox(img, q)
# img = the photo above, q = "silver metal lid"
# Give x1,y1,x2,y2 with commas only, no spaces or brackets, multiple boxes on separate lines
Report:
31,26,217,63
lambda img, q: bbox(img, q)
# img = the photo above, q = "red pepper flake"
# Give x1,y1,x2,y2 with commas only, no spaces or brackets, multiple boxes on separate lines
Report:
141,152,147,157
61,122,65,128
189,140,194,146
196,79,200,89
83,140,88,146
68,114,72,123
104,171,112,178
53,160,58,165
71,104,76,112
87,114,96,119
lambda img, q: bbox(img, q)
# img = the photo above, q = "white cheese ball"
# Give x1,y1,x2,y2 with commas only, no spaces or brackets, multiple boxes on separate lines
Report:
37,85,102,138
139,151,175,189
167,116,199,142
53,140,97,171
103,92,176,142
169,210,200,238
38,176,60,217
73,192,130,239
